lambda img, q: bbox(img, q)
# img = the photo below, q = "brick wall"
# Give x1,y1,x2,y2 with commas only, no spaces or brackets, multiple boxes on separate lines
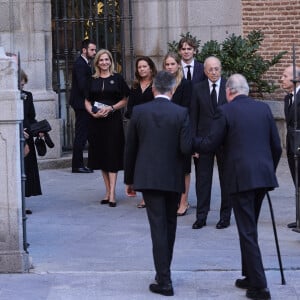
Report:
242,0,300,99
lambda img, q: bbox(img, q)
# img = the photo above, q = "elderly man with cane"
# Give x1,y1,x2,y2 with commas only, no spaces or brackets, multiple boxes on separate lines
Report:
193,74,282,300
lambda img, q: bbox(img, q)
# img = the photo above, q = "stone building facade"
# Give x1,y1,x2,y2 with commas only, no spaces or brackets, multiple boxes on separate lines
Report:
0,0,298,158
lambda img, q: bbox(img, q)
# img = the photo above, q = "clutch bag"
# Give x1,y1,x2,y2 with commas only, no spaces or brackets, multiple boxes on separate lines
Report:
30,119,52,136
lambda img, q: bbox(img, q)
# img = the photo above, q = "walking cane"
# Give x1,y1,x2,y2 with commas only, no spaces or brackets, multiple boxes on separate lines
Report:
266,192,286,285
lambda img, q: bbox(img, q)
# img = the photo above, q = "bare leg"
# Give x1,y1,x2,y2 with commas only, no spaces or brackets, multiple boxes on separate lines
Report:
108,172,118,203
101,170,110,200
177,173,190,215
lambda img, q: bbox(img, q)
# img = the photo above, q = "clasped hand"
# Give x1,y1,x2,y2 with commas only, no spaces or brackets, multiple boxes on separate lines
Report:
93,106,112,118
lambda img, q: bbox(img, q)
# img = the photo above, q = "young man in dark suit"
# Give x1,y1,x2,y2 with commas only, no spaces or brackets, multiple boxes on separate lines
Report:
190,56,231,229
281,65,300,228
124,71,192,296
178,36,206,84
193,74,282,300
70,39,96,173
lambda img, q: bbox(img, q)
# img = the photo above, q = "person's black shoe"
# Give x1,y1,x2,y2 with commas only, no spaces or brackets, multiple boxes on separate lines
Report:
235,277,251,289
192,219,206,229
100,199,109,205
109,201,117,207
246,287,271,300
149,283,174,296
216,219,230,229
72,167,93,173
44,132,55,148
25,209,32,215
287,222,297,228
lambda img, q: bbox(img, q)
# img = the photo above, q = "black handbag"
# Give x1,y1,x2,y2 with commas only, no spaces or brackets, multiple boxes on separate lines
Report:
30,119,52,137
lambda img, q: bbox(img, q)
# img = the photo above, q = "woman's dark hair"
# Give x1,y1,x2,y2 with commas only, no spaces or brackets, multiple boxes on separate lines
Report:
132,56,157,88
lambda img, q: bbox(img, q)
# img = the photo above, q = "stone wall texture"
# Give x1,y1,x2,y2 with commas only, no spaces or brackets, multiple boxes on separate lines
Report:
242,0,300,100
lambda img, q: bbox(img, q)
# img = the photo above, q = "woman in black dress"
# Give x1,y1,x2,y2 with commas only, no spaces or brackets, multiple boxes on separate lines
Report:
21,70,42,212
163,52,193,216
85,49,130,207
125,56,157,208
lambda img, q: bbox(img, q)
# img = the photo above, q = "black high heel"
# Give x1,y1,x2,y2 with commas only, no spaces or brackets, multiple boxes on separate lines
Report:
100,199,109,204
109,201,116,207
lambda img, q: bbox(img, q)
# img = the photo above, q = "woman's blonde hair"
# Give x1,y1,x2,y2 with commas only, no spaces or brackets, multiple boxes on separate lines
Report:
162,52,183,90
93,49,115,78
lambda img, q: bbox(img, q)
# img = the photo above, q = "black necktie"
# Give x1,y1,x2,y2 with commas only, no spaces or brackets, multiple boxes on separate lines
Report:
288,93,293,108
186,65,191,80
211,83,217,110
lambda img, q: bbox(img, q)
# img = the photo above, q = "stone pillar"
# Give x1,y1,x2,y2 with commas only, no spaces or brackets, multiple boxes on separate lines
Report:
0,0,62,160
0,47,30,273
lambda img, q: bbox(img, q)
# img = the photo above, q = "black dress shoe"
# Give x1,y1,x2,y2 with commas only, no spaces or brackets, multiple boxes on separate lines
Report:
25,209,32,215
287,221,297,228
235,277,251,289
100,199,109,205
216,219,230,229
72,167,92,173
109,201,117,207
192,220,206,229
246,287,271,300
149,283,174,296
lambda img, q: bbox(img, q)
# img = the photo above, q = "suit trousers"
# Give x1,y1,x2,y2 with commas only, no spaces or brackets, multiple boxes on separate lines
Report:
287,151,300,187
142,190,180,285
72,109,90,169
194,151,231,221
231,188,267,289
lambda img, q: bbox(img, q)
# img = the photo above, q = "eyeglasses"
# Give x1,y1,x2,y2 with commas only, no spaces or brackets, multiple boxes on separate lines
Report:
206,67,221,74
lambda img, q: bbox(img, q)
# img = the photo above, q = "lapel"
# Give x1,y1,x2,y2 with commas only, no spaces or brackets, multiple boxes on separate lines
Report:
218,78,227,106
286,91,300,123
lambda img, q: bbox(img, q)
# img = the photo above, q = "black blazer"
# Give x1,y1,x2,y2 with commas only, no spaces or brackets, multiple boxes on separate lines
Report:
190,78,227,138
69,55,92,110
172,78,193,109
193,94,282,194
22,90,37,130
124,97,192,193
284,90,300,156
192,60,206,84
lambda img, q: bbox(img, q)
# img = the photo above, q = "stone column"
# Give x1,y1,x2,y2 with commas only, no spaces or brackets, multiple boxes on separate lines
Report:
0,0,62,160
0,47,30,273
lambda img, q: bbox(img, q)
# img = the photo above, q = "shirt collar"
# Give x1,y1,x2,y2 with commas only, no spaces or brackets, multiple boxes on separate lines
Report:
81,54,89,64
208,78,221,88
181,60,195,68
155,95,171,101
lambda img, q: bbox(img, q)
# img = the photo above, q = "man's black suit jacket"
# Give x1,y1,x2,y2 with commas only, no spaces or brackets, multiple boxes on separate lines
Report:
124,97,192,194
69,55,92,110
284,90,300,156
192,60,206,84
190,78,227,138
193,94,282,195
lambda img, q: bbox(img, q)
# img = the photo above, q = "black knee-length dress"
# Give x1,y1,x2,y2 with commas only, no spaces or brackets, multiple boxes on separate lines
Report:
86,73,130,172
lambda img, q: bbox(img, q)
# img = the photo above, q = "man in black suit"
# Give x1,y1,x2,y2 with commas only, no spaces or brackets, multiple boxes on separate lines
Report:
124,71,192,296
281,65,300,228
178,36,206,84
193,74,282,300
190,56,231,229
70,39,96,173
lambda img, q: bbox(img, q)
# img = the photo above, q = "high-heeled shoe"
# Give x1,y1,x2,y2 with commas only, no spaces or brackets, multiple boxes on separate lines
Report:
177,203,190,216
109,201,116,207
100,199,109,204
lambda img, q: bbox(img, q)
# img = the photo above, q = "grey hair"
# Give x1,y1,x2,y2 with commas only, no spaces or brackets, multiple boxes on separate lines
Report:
225,73,249,95
153,70,176,94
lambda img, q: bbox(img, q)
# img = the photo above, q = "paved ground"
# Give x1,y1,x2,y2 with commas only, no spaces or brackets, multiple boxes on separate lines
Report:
1,156,300,300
